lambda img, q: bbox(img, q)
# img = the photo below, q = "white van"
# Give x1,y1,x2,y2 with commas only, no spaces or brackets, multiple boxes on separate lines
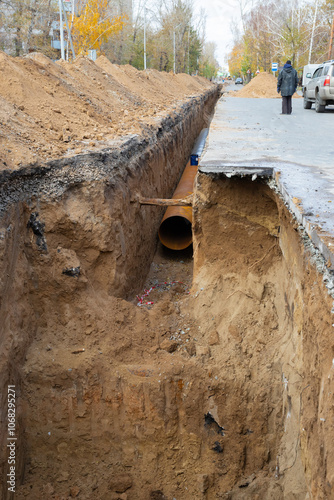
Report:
302,64,319,93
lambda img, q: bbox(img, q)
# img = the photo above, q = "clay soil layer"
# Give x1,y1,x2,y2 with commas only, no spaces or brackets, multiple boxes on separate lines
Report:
0,53,333,500
2,173,333,499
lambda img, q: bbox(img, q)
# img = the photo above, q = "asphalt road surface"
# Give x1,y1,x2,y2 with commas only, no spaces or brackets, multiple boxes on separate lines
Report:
206,85,334,168
200,85,334,267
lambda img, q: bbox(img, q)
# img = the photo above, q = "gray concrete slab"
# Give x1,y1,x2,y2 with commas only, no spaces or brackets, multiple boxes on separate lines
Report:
199,92,334,271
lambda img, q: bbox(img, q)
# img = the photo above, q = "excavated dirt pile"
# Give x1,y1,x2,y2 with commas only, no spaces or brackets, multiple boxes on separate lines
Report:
232,72,300,99
1,51,333,500
0,51,213,170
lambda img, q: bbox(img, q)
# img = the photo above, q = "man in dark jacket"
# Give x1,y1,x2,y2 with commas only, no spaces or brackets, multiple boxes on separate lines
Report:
277,60,298,114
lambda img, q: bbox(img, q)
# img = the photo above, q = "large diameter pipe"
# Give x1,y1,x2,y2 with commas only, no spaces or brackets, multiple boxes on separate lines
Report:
158,160,197,250
190,128,209,165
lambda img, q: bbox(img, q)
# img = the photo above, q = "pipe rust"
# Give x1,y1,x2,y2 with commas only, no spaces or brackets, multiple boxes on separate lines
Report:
158,160,197,250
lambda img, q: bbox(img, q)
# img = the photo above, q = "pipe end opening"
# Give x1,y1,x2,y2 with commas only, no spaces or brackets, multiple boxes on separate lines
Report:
159,216,192,250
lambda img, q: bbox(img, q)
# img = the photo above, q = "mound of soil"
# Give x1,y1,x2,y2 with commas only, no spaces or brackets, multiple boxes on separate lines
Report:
233,72,279,98
0,51,213,171
232,72,300,99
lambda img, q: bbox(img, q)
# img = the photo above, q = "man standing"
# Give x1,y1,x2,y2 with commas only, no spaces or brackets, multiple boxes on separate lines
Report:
277,60,298,114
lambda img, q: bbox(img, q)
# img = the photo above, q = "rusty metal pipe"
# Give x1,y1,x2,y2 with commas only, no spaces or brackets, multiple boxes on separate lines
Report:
158,129,209,250
158,160,197,250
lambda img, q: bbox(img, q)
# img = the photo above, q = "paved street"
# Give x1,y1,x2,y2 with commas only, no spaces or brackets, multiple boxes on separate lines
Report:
200,88,334,267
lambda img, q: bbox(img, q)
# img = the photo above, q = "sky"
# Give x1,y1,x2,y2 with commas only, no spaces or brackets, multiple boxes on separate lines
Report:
193,0,241,69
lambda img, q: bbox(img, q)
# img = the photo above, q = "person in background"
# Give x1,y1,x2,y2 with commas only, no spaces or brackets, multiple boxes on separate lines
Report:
277,60,298,114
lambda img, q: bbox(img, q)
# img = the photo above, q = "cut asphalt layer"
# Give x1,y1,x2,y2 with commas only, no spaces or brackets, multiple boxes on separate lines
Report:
200,92,334,274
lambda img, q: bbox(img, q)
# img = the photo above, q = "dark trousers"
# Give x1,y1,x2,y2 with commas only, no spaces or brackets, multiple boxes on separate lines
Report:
282,95,292,114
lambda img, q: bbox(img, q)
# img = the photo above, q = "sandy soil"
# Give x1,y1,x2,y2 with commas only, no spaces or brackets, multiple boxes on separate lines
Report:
11,172,333,499
0,51,213,171
1,52,332,500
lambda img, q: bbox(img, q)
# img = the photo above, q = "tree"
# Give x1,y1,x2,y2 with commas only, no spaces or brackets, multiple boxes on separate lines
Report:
72,0,125,56
199,41,219,79
228,42,244,77
0,0,58,57
227,0,334,77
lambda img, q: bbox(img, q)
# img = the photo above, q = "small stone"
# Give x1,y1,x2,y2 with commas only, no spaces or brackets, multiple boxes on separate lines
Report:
109,474,132,493
70,486,80,497
150,491,167,500
42,483,55,496
198,474,210,493
110,493,127,500
62,128,71,142
160,339,178,353
185,342,196,356
208,330,219,345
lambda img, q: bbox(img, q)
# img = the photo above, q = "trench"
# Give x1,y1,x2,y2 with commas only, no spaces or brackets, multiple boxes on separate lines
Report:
1,86,334,500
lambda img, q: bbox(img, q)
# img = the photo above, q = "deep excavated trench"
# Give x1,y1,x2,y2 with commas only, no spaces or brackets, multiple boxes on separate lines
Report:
1,85,334,500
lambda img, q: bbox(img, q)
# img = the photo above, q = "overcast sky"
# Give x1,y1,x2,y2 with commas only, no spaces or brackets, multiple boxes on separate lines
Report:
193,0,241,69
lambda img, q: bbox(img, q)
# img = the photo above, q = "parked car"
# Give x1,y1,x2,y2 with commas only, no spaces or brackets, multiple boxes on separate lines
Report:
303,60,334,112
235,77,243,85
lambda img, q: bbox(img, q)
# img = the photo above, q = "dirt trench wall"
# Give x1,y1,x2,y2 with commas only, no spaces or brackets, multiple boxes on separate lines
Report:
12,168,334,500
0,87,219,498
191,172,334,499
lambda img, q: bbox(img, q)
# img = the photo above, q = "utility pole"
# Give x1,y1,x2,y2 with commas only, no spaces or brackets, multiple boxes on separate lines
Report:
144,5,147,70
58,0,65,59
308,0,318,63
328,11,334,60
173,30,176,73
173,23,182,74
187,29,190,74
61,0,75,60
58,0,75,60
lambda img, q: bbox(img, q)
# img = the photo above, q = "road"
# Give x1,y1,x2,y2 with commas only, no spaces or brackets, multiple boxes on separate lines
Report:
200,84,334,268
205,84,334,168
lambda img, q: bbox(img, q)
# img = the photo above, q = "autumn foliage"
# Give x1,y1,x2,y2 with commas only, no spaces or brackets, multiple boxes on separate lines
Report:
228,0,334,78
72,0,125,56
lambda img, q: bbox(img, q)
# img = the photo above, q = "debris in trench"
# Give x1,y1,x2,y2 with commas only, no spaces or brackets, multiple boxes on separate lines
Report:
212,441,224,453
62,266,81,277
238,473,256,488
27,212,47,252
204,412,225,436
160,339,179,353
136,280,189,306
150,491,167,500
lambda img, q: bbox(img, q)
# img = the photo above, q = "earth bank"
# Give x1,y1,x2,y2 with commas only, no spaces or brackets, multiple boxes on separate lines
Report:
0,60,333,500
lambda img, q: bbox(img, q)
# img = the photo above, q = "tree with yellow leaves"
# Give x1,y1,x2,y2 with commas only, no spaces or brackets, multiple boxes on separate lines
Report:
72,0,125,56
228,42,244,78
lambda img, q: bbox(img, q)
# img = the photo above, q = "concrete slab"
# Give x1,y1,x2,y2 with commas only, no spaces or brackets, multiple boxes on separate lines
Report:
199,93,334,271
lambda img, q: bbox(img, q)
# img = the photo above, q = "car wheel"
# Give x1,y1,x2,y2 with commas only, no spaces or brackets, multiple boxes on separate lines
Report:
315,93,325,113
303,93,312,109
